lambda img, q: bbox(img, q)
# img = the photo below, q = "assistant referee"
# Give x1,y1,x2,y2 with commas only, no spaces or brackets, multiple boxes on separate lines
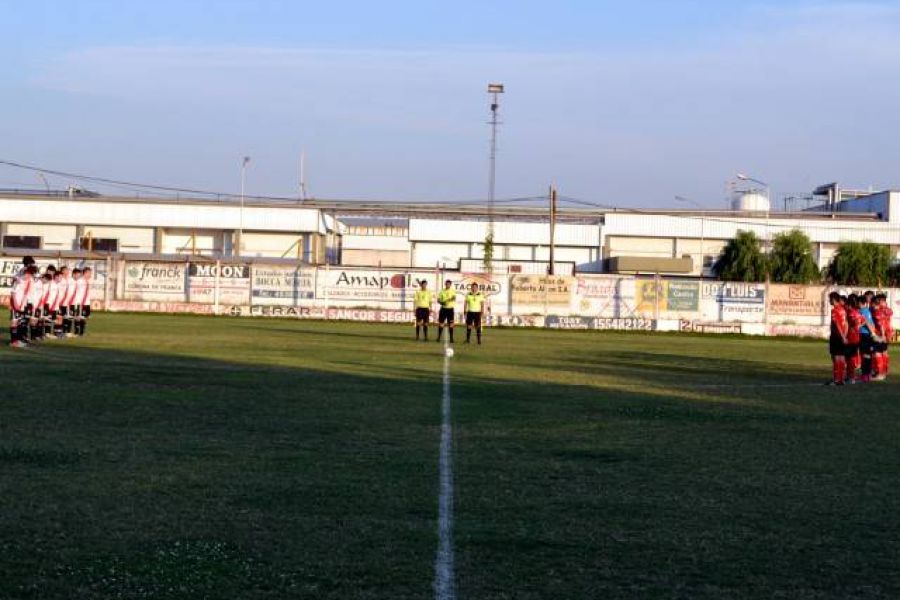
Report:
464,282,487,345
413,279,433,341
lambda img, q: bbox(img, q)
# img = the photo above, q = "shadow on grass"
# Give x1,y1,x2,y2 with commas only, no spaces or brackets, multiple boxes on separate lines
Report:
2,331,898,600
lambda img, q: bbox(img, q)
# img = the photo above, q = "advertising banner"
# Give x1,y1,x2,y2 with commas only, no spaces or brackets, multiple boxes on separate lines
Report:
123,262,187,302
636,279,699,315
250,265,315,305
188,263,251,305
573,276,638,317
447,272,507,313
766,323,829,339
1,257,108,301
226,304,417,323
106,300,214,315
510,275,574,310
545,315,655,331
767,285,826,317
317,269,437,307
700,281,766,322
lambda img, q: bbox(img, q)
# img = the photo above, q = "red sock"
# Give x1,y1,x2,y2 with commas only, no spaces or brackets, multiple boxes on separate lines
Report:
873,354,882,376
832,358,845,383
851,354,862,377
885,353,890,375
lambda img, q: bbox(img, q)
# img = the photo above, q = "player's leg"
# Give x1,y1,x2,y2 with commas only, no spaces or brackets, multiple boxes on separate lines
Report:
78,305,91,336
827,338,845,385
437,309,445,341
415,308,423,340
475,312,482,344
422,309,429,341
860,335,873,380
843,345,856,383
9,312,20,346
448,310,454,343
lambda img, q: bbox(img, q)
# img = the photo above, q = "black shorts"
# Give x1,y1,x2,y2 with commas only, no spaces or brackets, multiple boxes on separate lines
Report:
829,337,845,357
860,334,874,355
415,307,430,323
438,307,455,324
70,305,81,318
58,306,68,317
843,343,859,360
81,305,92,319
873,341,889,353
466,312,482,327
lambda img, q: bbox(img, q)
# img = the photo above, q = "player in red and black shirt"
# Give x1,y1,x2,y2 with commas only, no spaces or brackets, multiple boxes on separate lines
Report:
843,294,866,384
871,293,893,381
826,291,849,386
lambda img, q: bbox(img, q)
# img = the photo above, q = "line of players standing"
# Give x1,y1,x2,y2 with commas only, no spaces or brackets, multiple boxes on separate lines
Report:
7,256,94,348
828,290,893,385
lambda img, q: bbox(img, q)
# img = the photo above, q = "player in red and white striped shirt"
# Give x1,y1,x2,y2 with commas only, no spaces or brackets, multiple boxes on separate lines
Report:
54,267,70,338
73,267,93,336
65,268,82,337
8,265,37,347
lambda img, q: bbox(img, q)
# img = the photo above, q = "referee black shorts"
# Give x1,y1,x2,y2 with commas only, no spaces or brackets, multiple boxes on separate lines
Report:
465,312,482,328
438,307,455,324
415,307,430,323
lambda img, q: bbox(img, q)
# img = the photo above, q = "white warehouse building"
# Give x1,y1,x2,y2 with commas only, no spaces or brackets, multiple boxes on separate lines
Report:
1,187,899,275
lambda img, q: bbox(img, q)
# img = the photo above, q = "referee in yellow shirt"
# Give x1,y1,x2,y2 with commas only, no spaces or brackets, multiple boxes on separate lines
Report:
436,279,456,343
413,279,434,341
464,282,487,344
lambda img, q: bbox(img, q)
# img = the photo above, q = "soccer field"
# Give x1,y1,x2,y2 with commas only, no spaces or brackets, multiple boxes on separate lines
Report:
1,312,898,599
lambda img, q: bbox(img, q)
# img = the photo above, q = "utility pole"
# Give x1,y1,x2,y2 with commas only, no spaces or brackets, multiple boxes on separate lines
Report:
299,151,308,202
238,156,250,257
484,83,504,273
548,185,557,275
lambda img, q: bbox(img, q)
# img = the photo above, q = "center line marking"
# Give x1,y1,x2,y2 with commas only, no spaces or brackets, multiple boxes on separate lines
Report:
433,339,456,600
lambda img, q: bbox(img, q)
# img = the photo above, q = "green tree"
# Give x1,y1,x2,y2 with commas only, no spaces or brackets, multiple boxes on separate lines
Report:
482,231,495,273
826,241,892,287
768,229,820,284
713,230,768,282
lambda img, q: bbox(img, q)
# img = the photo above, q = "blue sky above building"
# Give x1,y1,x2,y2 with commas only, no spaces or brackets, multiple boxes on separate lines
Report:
2,1,899,205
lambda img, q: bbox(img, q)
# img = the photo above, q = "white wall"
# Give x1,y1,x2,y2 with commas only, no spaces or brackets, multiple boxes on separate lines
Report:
241,232,304,258
4,223,76,249
87,226,155,252
161,229,222,254
413,242,471,268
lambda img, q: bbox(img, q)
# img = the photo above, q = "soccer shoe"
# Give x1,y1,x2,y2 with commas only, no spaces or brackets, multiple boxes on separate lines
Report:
9,340,28,348
823,380,843,386
872,375,887,381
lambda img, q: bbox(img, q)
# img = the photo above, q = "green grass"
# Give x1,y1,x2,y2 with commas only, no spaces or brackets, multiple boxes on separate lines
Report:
1,311,898,599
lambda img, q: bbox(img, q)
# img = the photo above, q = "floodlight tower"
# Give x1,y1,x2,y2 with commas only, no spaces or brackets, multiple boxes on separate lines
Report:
487,83,504,234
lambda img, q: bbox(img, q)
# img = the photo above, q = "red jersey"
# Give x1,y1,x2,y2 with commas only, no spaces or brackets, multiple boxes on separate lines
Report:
846,308,865,345
830,304,848,340
873,306,894,340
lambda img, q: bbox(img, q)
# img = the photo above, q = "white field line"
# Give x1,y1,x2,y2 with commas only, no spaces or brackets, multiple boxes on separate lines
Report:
433,338,456,600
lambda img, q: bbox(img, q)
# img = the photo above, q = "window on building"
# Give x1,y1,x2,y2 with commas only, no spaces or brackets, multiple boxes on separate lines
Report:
80,237,119,252
2,235,41,250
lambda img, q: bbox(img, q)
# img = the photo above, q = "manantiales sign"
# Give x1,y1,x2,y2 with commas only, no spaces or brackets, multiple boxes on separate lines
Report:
767,285,826,317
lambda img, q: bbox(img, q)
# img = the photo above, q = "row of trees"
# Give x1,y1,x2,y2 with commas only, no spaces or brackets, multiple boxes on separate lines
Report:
713,229,900,286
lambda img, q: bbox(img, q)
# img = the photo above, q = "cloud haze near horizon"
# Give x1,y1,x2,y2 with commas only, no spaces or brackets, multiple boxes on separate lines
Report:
3,2,900,207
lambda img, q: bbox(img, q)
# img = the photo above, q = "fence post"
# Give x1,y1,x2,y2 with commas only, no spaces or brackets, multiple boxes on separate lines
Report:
214,259,221,316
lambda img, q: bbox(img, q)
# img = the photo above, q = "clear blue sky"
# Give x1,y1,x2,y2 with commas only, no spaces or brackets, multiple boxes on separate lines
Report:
2,1,899,206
